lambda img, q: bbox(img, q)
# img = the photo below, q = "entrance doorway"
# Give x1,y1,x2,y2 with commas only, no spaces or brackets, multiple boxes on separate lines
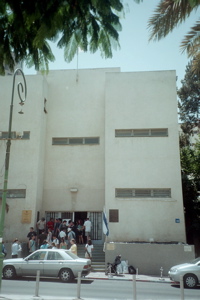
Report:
74,212,87,224
46,211,103,244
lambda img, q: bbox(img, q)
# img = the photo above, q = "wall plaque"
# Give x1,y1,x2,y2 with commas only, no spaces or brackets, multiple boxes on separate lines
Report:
21,210,32,223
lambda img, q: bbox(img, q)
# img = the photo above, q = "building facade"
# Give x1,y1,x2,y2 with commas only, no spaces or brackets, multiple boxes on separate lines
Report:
0,68,186,244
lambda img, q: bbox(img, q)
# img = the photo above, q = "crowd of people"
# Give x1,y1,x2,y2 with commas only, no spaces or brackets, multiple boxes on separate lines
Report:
15,217,94,259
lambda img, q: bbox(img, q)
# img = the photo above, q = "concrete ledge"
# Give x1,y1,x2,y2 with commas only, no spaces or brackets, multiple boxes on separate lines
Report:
105,242,195,276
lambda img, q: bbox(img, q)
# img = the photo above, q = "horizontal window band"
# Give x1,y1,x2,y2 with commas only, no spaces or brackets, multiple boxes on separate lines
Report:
115,128,168,137
115,188,171,198
0,189,26,198
52,137,100,145
0,131,30,139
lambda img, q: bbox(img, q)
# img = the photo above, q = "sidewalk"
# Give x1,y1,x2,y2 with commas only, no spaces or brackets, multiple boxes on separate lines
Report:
0,272,173,300
86,271,171,283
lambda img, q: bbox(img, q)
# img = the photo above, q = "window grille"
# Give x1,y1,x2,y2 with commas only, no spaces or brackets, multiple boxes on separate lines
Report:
0,189,26,198
0,131,30,139
115,188,171,198
115,128,168,137
52,137,99,145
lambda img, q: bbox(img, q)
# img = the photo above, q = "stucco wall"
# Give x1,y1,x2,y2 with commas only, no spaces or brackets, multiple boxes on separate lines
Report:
105,242,195,276
0,68,186,245
41,69,119,213
104,70,186,243
0,75,47,241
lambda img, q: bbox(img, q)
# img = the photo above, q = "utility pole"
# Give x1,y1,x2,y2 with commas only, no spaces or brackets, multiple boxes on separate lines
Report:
0,69,27,291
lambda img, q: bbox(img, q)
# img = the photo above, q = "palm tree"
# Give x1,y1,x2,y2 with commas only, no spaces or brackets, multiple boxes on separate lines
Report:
146,0,200,74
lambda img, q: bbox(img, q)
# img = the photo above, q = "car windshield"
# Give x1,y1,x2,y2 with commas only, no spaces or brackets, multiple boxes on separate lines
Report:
64,251,78,259
190,257,200,264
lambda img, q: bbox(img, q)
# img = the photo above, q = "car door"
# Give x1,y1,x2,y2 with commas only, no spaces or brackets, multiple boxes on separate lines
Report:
21,251,47,276
43,251,65,277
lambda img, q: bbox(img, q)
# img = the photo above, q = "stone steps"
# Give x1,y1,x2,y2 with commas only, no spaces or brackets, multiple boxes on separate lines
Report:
77,244,105,272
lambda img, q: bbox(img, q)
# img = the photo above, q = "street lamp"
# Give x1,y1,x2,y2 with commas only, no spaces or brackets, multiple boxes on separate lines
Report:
0,69,27,291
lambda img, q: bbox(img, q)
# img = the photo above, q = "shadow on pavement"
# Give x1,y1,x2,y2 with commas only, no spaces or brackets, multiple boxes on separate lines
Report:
171,284,200,290
3,277,94,284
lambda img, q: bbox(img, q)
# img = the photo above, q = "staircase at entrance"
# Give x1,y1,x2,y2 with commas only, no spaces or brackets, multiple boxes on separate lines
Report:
77,244,105,272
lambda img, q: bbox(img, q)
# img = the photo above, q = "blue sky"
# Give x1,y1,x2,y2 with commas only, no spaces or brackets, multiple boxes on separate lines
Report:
24,0,199,89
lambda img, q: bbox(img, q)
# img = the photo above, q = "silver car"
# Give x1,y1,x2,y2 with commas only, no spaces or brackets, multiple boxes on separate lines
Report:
3,249,91,282
168,257,200,288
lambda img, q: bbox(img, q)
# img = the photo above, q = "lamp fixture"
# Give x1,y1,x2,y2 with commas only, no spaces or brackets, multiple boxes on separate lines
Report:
70,188,78,192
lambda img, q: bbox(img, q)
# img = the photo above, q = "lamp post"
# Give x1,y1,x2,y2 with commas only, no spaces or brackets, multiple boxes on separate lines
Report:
0,69,27,291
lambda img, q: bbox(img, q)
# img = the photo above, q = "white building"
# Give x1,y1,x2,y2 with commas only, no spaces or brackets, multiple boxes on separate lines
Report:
0,68,186,245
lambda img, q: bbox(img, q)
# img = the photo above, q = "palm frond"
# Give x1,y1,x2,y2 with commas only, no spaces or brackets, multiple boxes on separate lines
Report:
148,0,195,41
191,53,200,75
181,20,200,56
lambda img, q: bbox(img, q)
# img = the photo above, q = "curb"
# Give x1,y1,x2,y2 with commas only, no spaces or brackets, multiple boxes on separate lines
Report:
86,275,172,284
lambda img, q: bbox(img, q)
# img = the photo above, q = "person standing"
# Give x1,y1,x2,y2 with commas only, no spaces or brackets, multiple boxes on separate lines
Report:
77,220,84,244
51,242,57,249
29,235,36,253
40,240,49,249
70,239,77,255
67,228,75,248
36,217,46,234
58,228,66,244
85,239,94,260
38,229,47,248
59,220,67,232
2,241,7,257
11,239,22,258
60,237,67,249
52,234,59,248
46,228,53,244
27,227,37,240
83,218,92,242
54,218,62,237
47,218,54,232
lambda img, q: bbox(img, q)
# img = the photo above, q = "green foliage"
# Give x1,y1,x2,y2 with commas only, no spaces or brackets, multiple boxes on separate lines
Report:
0,0,124,74
180,136,200,240
178,60,200,135
178,59,200,240
147,0,200,75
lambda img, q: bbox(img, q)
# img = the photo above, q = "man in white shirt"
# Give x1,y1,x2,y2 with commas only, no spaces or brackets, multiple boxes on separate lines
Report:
11,239,22,258
59,229,66,242
83,218,92,242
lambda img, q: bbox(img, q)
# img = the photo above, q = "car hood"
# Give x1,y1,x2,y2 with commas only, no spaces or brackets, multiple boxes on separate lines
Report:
3,258,24,264
170,263,193,270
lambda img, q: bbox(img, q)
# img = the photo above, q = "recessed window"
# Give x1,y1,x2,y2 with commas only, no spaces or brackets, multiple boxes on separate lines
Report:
115,188,171,198
0,131,30,139
115,128,168,137
52,137,100,145
0,189,26,198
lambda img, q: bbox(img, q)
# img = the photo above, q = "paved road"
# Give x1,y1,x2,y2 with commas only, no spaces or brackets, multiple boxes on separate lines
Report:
1,278,200,300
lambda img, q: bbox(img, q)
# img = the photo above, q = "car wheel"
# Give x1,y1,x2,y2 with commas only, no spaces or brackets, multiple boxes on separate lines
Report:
3,266,16,279
59,268,73,282
184,273,198,288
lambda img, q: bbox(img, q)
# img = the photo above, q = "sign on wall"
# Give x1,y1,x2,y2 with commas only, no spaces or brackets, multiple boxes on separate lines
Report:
21,210,32,223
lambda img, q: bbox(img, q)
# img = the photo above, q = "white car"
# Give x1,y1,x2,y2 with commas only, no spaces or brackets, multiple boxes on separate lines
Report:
3,249,91,282
168,257,200,288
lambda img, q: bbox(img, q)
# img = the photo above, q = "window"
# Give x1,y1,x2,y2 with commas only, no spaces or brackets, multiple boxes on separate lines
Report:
52,137,99,145
47,251,63,260
0,189,26,198
109,209,119,222
115,128,168,137
0,131,30,139
115,188,171,198
28,251,46,260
